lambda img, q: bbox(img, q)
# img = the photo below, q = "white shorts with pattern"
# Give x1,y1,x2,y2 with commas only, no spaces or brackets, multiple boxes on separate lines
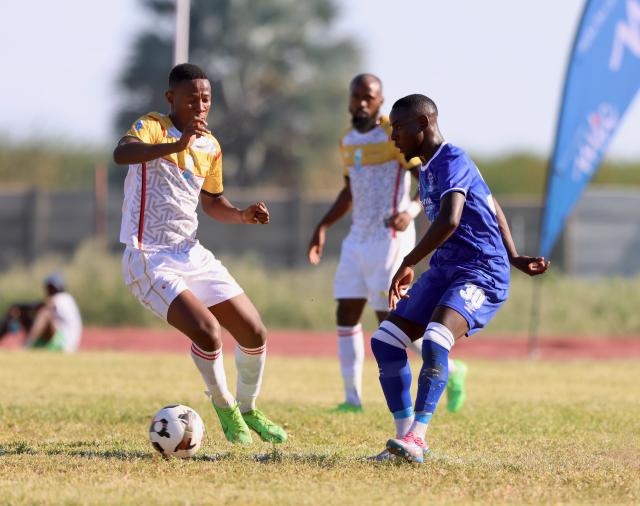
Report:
122,242,244,321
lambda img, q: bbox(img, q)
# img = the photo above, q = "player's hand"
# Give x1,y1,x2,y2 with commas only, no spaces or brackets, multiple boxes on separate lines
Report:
386,211,412,232
176,117,210,150
388,262,414,310
510,255,550,276
308,226,326,265
241,202,269,224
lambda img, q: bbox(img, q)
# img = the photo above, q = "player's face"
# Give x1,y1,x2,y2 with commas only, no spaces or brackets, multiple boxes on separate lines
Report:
349,80,383,131
390,108,424,160
166,78,212,127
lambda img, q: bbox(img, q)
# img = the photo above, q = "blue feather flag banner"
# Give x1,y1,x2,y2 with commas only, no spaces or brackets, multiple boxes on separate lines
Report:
540,0,640,258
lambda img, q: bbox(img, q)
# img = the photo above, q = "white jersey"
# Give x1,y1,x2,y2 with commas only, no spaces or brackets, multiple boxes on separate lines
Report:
119,112,223,253
50,292,82,353
339,117,419,242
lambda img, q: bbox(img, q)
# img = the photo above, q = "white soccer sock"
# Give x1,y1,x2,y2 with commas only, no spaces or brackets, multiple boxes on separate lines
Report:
395,415,415,438
190,343,235,408
337,324,364,406
235,343,266,413
407,338,423,356
448,357,458,374
410,419,429,440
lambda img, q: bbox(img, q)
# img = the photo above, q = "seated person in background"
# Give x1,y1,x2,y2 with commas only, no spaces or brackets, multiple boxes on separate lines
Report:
0,273,82,352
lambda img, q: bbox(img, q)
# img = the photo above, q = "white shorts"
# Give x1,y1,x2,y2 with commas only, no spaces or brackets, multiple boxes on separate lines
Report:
334,227,416,312
122,242,244,321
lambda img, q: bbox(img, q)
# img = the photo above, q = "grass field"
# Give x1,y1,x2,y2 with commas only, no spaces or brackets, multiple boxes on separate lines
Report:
1,351,638,505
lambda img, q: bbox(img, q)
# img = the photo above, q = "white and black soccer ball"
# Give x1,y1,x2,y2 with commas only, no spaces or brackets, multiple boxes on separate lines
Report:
149,404,205,458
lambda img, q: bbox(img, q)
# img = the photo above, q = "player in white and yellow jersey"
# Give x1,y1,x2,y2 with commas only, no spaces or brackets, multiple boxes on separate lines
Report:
308,75,423,412
113,63,286,446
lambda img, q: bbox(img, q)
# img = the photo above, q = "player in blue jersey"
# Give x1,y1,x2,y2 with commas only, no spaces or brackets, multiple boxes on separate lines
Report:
370,94,550,463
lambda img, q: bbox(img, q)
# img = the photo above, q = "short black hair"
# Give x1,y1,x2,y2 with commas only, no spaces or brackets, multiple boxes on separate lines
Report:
169,63,209,88
392,94,438,117
350,73,383,92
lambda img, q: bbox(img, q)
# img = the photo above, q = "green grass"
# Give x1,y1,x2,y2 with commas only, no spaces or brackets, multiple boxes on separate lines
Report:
2,242,640,336
0,351,638,504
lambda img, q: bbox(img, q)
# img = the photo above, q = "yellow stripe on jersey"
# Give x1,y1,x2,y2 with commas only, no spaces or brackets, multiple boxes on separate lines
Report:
339,116,421,175
202,151,223,194
125,112,223,192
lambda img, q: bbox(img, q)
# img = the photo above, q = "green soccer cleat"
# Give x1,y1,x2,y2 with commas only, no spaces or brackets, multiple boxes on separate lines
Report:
447,359,468,413
213,402,253,444
334,402,364,414
242,409,288,443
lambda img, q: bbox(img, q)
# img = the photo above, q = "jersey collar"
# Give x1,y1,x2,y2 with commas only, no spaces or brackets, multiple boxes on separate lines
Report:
421,141,449,171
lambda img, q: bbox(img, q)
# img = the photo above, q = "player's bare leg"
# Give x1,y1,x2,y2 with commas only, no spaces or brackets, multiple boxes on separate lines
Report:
167,290,251,444
335,298,367,412
23,305,61,350
210,293,287,443
386,306,468,463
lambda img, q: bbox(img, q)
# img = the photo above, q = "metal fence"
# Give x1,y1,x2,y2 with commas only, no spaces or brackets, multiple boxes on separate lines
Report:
0,185,638,276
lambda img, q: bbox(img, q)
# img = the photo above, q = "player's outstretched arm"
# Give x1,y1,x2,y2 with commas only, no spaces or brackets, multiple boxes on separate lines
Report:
493,197,550,277
308,179,353,265
113,117,209,165
389,192,465,309
200,192,269,225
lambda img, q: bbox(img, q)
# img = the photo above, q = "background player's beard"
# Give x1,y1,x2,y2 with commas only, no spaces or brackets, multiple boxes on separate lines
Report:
351,114,376,131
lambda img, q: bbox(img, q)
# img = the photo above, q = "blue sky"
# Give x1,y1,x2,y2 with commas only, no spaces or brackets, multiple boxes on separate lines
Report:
1,0,638,158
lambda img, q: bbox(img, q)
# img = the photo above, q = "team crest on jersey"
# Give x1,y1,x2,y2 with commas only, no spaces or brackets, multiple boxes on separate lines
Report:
459,283,486,313
354,148,363,171
427,170,435,190
135,120,144,131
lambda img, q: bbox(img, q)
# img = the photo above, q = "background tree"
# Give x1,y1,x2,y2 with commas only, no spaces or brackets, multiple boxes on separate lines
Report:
116,0,361,187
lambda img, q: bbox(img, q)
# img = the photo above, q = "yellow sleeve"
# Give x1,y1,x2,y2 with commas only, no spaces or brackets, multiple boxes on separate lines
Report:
403,156,422,170
202,150,223,195
340,141,349,177
396,146,421,170
125,114,162,145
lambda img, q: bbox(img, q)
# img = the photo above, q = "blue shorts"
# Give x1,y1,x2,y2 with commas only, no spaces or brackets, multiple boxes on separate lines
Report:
392,264,509,336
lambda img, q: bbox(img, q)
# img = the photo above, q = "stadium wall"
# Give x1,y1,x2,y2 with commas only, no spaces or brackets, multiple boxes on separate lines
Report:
1,187,638,276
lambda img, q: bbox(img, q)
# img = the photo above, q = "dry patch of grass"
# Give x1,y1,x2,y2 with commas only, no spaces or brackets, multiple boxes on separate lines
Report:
0,352,638,504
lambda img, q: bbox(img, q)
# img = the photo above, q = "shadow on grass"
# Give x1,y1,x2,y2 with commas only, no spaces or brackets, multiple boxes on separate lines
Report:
0,444,353,467
254,447,346,468
0,443,233,462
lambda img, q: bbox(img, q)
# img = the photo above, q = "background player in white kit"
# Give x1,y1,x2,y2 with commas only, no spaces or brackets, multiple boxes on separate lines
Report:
113,63,286,445
308,74,434,412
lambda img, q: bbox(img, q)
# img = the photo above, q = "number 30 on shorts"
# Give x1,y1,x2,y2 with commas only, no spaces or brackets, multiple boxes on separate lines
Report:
459,283,486,313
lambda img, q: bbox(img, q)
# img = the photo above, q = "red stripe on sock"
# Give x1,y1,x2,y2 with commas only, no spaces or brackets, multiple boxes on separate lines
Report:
238,345,266,355
191,345,221,361
337,326,362,336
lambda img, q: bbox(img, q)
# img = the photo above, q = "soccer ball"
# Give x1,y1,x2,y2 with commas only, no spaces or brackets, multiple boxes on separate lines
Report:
149,404,205,458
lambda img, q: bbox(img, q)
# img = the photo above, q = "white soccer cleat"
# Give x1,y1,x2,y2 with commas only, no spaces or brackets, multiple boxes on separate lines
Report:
386,431,427,463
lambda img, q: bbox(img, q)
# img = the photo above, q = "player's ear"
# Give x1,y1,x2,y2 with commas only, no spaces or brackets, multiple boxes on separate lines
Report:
165,89,174,106
417,114,429,130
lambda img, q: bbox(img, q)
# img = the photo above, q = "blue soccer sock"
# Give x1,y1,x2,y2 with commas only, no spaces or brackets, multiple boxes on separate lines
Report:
412,322,455,439
371,321,414,435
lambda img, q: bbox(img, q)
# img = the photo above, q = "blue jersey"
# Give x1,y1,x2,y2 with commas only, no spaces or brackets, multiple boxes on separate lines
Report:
420,143,510,288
